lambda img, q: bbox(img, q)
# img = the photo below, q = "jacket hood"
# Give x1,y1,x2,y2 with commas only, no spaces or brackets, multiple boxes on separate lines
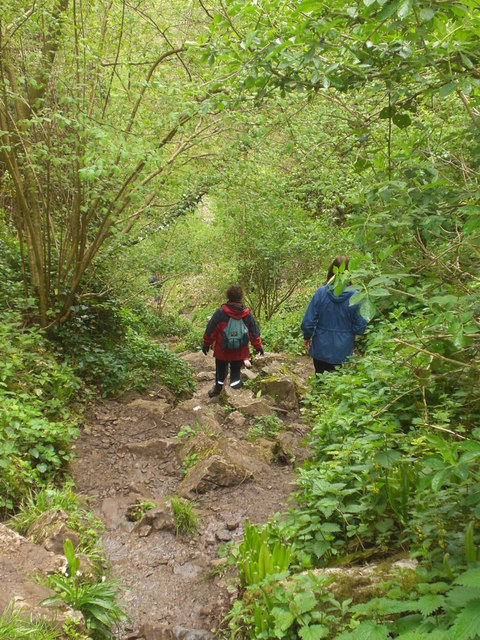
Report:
326,285,355,303
222,303,250,319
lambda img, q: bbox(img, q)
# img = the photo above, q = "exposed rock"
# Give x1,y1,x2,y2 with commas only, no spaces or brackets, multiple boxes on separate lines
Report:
138,621,175,639
252,352,283,371
225,410,247,428
101,495,150,530
176,433,218,465
169,402,223,434
196,371,214,382
215,529,232,542
172,627,216,640
135,501,176,535
277,431,305,465
173,627,216,639
125,398,170,421
0,523,81,627
26,509,80,553
173,562,203,579
259,375,299,413
227,393,274,417
177,435,270,498
252,437,278,464
180,351,210,371
311,556,418,602
126,437,176,458
76,552,96,579
216,438,269,474
178,455,253,496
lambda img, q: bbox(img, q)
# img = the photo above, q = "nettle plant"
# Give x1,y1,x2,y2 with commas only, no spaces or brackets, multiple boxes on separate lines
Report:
285,299,480,562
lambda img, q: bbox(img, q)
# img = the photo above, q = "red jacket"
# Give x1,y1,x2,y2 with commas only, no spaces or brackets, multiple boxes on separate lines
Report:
203,302,262,361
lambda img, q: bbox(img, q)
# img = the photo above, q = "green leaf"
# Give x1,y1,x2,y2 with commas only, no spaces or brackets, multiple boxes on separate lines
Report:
431,470,446,492
417,594,445,617
446,585,480,608
297,0,321,11
460,53,474,69
450,599,480,639
455,568,480,587
376,518,394,533
392,113,411,129
312,540,331,558
299,624,329,639
360,299,376,321
419,7,434,21
375,449,402,469
397,0,411,19
378,1,399,20
293,591,317,615
271,606,295,633
439,83,457,98
342,620,391,640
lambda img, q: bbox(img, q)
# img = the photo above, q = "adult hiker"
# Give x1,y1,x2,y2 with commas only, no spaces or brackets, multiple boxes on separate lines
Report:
301,255,367,375
202,284,264,397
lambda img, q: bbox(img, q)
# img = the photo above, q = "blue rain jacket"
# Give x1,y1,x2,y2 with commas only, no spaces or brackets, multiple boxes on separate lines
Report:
301,285,368,364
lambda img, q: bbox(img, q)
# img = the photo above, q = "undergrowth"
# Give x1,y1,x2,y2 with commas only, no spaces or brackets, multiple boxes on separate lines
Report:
222,301,480,639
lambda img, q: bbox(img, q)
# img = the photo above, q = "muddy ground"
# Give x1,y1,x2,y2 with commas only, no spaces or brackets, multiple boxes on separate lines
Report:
71,351,314,639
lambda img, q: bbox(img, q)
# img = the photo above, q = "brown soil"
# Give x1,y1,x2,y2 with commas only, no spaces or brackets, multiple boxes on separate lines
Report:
71,351,313,639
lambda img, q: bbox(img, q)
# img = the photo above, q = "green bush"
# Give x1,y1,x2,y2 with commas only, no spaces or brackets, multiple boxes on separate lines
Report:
261,308,305,355
0,313,81,513
52,304,195,397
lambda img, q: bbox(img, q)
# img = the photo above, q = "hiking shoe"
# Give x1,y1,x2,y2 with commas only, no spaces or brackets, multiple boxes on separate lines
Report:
208,385,223,398
230,381,244,390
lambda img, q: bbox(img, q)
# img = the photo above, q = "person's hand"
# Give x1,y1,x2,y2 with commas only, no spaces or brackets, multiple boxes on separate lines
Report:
256,348,264,356
201,345,209,355
304,339,311,352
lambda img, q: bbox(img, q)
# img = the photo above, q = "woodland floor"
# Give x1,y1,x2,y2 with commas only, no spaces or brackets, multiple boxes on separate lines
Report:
71,351,314,639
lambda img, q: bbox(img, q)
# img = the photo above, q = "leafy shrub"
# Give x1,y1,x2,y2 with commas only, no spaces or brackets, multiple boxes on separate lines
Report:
261,309,305,355
0,314,81,513
281,308,480,566
44,539,127,639
224,570,345,640
181,324,206,352
247,415,283,441
0,397,78,513
334,561,480,640
52,305,195,397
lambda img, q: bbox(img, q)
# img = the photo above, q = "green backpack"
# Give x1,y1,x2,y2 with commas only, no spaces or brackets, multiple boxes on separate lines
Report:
222,316,249,350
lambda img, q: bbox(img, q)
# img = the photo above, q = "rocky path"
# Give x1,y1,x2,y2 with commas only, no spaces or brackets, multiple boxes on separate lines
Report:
71,351,313,639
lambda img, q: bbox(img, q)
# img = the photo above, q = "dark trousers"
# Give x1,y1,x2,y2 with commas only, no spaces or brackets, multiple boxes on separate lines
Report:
216,359,242,388
313,359,337,375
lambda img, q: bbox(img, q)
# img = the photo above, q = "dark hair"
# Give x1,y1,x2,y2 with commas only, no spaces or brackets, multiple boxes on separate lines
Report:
326,255,349,284
226,284,244,303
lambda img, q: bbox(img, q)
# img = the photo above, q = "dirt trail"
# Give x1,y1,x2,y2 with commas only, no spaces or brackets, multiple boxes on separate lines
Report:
72,351,313,639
